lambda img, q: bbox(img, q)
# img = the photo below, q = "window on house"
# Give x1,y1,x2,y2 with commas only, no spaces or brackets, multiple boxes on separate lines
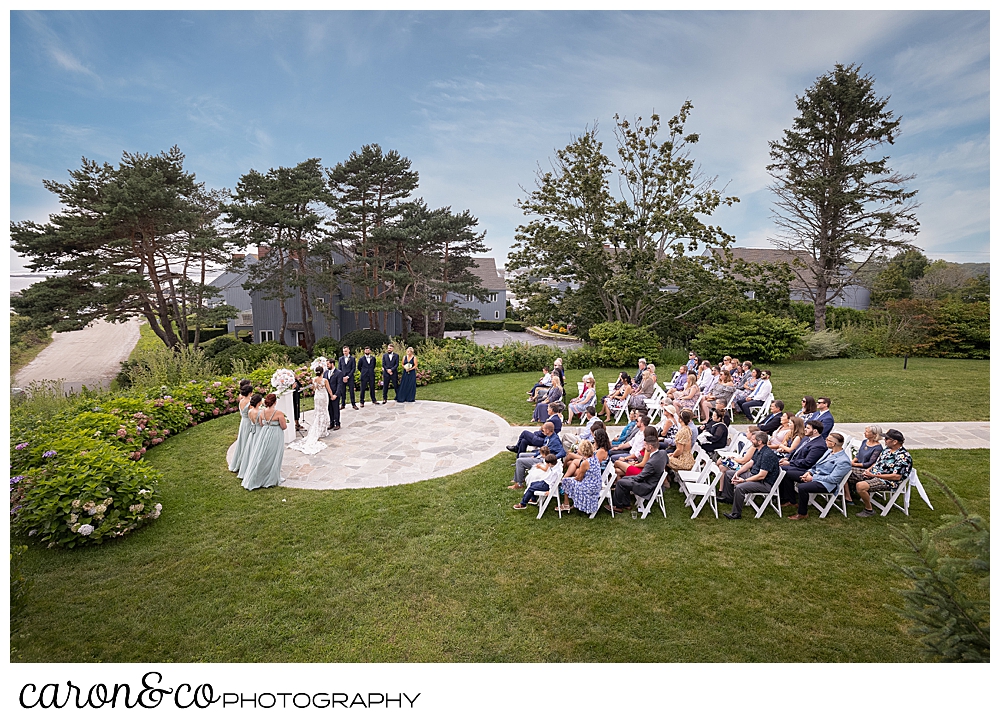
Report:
495,310,500,319
260,330,274,342
489,293,497,303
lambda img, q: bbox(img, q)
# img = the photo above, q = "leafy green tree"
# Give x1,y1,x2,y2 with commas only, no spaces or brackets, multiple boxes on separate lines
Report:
870,248,929,304
890,474,989,662
587,321,660,366
768,64,920,330
11,147,233,349
508,106,795,343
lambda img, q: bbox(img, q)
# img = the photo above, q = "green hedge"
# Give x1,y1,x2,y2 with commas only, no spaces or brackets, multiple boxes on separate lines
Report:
503,320,526,332
473,320,505,330
692,312,808,362
186,328,229,344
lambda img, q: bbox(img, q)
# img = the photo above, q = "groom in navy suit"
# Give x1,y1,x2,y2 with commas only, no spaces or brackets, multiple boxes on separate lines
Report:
324,359,342,430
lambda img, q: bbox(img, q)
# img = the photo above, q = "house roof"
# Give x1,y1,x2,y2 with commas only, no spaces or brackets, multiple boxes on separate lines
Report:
470,257,505,291
705,246,812,290
209,254,258,290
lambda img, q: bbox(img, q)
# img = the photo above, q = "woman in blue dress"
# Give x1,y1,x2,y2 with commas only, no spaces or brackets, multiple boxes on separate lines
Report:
558,440,603,515
242,393,287,491
236,393,263,480
228,383,255,473
397,346,418,403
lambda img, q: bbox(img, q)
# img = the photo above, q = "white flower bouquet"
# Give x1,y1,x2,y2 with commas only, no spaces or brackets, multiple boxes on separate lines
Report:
271,368,297,393
311,356,329,371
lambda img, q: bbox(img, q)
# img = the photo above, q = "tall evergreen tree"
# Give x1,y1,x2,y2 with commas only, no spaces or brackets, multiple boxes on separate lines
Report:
768,63,920,330
11,147,232,349
225,159,329,347
327,144,419,333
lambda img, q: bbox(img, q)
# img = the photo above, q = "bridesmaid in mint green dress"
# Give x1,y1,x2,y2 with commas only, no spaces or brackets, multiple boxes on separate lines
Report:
228,384,255,474
242,393,287,491
236,393,263,480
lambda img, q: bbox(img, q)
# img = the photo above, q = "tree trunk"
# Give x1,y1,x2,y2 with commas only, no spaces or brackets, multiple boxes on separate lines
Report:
194,251,205,348
813,279,829,331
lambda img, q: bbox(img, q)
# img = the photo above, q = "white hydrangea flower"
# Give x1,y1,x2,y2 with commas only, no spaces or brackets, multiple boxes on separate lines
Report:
78,524,95,536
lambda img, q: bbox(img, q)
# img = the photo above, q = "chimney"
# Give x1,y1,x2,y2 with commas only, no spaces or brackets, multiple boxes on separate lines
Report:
231,253,245,261
257,245,270,258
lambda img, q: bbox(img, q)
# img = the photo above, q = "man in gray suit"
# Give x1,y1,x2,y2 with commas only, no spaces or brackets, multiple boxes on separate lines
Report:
609,431,667,511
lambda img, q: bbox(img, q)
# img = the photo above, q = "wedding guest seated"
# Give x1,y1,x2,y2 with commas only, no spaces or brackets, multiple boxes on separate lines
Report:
738,369,772,419
562,406,600,446
527,366,553,399
601,372,633,421
811,397,835,439
565,425,611,474
698,408,730,455
748,399,784,435
609,415,651,463
797,395,817,421
665,365,688,400
609,431,668,512
611,409,640,447
567,374,597,424
634,358,648,385
508,406,563,455
667,409,695,483
510,422,566,489
845,425,883,504
699,369,736,420
614,430,653,479
552,358,565,388
720,431,782,520
769,413,805,458
512,453,560,510
731,367,761,407
788,432,852,520
657,405,680,450
629,364,658,410
674,373,701,412
532,375,564,421
776,419,828,505
558,439,605,515
855,429,911,518
686,351,700,372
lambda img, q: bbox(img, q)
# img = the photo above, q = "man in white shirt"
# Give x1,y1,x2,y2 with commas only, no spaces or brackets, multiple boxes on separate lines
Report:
561,406,600,446
739,369,772,419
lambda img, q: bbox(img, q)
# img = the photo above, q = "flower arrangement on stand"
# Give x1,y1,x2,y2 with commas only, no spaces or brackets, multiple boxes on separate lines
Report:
270,368,297,394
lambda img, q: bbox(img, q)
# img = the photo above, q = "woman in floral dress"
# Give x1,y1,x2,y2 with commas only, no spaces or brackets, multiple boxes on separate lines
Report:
559,440,603,515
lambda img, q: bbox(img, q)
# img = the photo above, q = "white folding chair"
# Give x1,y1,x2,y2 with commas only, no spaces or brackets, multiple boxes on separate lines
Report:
534,462,565,520
634,469,668,519
869,467,915,517
577,381,585,397
743,469,786,519
644,386,667,423
591,463,617,519
677,449,712,497
683,462,721,519
750,394,774,424
801,469,852,518
907,468,933,510
718,433,750,460
669,371,680,386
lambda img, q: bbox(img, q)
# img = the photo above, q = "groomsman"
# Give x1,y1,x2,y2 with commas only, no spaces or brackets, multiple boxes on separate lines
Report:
358,346,378,407
325,359,341,430
381,343,399,403
337,345,358,410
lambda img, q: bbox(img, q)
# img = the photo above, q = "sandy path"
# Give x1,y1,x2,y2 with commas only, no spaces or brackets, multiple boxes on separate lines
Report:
14,318,142,393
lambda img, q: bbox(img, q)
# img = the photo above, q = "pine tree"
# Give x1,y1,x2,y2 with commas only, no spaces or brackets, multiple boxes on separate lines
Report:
768,63,920,330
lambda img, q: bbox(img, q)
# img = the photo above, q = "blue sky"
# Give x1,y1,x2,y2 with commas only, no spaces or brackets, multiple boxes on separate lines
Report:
9,10,990,274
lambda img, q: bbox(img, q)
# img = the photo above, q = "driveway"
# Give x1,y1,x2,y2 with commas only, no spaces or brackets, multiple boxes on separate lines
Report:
14,318,142,394
444,329,582,350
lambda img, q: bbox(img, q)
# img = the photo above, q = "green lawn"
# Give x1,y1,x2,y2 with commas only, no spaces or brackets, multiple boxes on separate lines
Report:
12,410,989,663
420,358,989,424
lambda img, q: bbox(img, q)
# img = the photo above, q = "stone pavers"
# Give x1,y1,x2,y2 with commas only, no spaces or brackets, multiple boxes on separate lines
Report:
227,400,511,490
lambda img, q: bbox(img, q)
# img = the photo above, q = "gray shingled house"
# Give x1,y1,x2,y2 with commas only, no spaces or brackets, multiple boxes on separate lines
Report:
455,257,507,321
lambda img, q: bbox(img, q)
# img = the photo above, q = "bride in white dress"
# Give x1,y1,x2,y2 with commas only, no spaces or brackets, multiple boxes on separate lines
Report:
288,366,332,455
